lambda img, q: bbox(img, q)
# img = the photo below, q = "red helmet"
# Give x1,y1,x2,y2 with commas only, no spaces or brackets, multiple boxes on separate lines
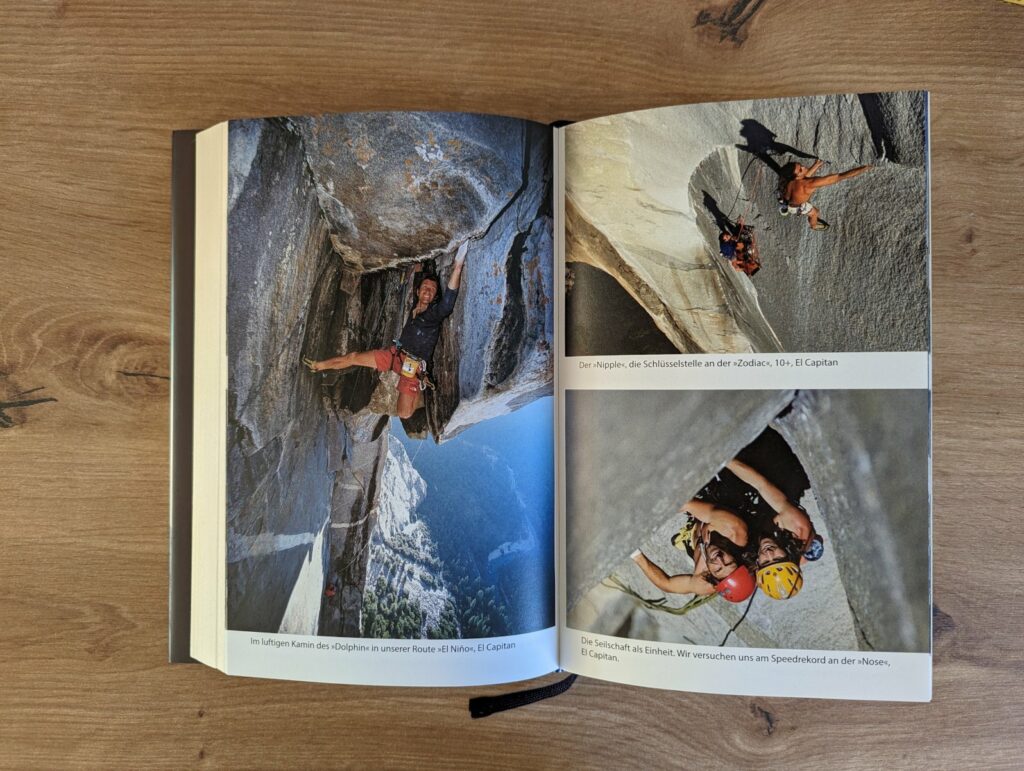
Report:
716,565,756,603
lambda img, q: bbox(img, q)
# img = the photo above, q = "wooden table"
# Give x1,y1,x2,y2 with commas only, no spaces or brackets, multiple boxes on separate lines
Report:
3,1,1022,766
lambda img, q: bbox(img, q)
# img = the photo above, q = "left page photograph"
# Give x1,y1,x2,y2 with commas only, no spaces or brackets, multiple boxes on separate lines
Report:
192,112,557,686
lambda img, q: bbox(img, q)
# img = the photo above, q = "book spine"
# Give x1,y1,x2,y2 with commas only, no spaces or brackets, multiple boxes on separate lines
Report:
169,130,198,663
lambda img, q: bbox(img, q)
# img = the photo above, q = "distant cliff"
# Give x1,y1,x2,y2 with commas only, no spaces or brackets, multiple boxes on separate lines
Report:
358,436,456,638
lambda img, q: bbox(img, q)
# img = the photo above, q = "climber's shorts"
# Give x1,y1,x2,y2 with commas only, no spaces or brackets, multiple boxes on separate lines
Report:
782,201,814,216
372,346,423,397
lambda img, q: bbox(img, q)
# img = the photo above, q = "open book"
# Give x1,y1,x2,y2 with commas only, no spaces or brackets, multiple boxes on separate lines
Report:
170,92,932,702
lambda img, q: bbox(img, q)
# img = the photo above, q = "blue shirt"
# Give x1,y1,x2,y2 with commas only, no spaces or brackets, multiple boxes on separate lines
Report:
719,234,737,259
397,287,458,361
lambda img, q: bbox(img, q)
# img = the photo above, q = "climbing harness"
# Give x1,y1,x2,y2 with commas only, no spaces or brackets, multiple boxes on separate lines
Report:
391,340,433,392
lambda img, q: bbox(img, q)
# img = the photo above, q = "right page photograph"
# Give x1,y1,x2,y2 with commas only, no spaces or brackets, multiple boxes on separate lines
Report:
558,92,931,701
563,92,928,356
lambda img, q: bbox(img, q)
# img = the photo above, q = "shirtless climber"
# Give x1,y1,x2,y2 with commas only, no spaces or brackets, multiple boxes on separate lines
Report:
779,160,872,231
631,498,756,604
304,240,468,420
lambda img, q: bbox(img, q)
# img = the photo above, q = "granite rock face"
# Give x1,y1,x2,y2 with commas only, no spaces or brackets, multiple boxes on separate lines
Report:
565,389,795,609
290,113,529,271
298,114,554,440
565,92,929,353
225,114,552,635
565,389,930,653
226,119,336,634
774,390,930,652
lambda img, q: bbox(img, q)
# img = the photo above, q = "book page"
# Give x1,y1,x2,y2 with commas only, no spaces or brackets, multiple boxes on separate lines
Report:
207,112,556,686
557,93,931,701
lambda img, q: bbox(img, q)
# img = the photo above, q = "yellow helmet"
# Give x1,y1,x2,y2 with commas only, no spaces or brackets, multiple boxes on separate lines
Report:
756,561,803,600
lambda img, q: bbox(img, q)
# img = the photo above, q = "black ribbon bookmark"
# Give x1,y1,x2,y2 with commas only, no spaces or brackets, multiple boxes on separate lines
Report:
468,674,578,719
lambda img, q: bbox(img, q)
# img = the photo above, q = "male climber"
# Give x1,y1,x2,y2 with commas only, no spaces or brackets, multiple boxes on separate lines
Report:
779,159,872,231
631,498,756,604
304,240,468,419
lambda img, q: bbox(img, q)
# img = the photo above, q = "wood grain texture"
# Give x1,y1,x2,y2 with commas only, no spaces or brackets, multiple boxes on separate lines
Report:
2,0,1023,766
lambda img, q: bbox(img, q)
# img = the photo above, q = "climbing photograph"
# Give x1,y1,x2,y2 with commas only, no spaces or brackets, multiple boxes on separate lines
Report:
222,112,555,640
563,91,930,355
564,388,930,653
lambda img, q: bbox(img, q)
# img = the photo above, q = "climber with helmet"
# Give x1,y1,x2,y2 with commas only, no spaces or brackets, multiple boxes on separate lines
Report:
303,240,468,419
724,458,824,600
631,498,756,604
779,159,873,231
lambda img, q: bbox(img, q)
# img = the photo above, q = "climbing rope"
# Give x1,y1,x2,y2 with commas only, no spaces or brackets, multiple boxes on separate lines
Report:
726,156,767,226
725,155,755,220
601,574,718,616
409,431,427,465
718,591,757,646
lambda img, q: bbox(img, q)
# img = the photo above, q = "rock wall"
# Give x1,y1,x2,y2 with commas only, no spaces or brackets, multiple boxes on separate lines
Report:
565,92,929,354
774,390,930,652
226,114,553,635
565,389,794,608
565,389,931,653
569,491,859,651
293,114,554,440
226,119,336,633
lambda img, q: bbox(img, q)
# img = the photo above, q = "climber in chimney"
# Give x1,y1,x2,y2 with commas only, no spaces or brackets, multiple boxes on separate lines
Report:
724,458,824,601
630,499,756,605
778,159,873,231
303,240,468,419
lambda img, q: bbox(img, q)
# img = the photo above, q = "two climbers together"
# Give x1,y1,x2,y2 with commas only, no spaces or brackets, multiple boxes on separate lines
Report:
717,134,875,275
631,458,824,606
303,240,468,420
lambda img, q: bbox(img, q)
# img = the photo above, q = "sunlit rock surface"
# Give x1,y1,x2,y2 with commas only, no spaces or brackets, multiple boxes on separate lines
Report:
225,114,552,635
361,436,456,636
565,389,795,608
565,92,928,354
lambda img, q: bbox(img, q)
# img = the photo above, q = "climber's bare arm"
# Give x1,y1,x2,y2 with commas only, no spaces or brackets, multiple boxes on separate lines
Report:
679,499,748,548
448,241,468,290
726,459,813,542
632,551,714,596
810,164,872,189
